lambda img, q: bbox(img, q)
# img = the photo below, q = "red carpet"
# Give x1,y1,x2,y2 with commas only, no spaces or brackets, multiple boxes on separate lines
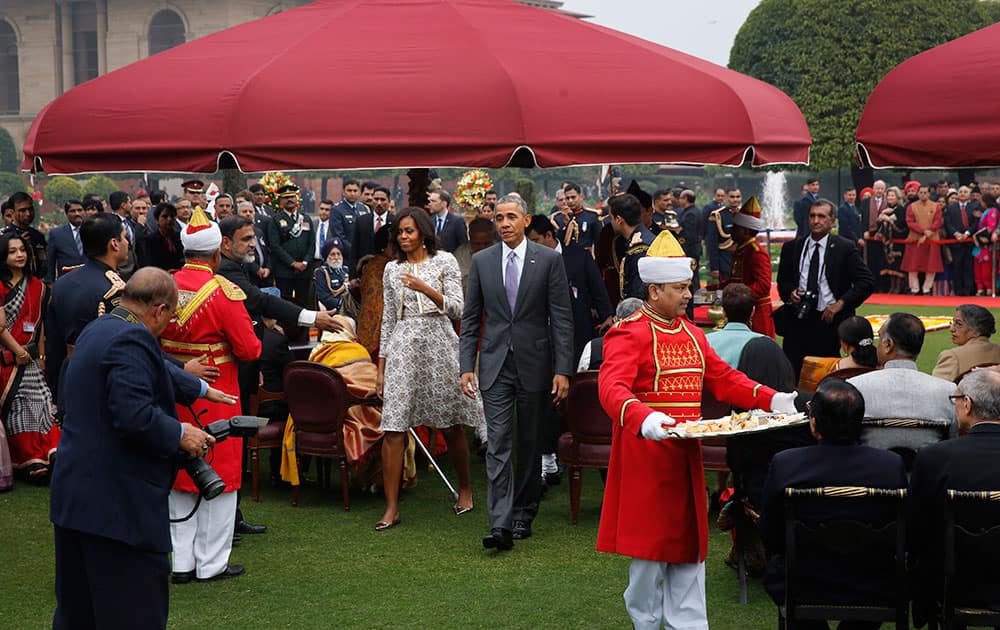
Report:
693,290,997,327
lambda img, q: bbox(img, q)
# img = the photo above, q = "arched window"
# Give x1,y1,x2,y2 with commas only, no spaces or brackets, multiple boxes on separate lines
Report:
0,20,18,114
149,10,185,56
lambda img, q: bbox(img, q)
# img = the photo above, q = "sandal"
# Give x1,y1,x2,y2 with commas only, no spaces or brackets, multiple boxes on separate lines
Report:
16,463,50,485
454,503,474,516
374,515,401,531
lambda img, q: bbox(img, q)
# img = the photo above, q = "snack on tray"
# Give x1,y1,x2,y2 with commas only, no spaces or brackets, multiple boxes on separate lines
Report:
671,410,805,438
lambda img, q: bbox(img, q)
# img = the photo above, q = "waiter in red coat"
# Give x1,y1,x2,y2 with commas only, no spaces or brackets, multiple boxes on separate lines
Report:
726,197,776,338
161,207,262,583
597,231,797,629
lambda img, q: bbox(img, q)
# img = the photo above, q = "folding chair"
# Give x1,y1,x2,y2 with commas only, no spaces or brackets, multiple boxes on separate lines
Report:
778,486,908,630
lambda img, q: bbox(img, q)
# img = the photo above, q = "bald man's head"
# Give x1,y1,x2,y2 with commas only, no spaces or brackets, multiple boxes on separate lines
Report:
123,267,177,308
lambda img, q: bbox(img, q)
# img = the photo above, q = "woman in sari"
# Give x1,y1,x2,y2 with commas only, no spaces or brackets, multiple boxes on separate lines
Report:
797,316,878,392
280,316,416,491
0,232,57,483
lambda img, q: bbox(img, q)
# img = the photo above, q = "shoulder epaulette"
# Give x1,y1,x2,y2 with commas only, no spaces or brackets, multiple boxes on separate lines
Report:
214,275,247,301
103,270,126,300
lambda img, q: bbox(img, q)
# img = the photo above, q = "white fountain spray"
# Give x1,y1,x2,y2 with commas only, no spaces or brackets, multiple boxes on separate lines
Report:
761,171,788,230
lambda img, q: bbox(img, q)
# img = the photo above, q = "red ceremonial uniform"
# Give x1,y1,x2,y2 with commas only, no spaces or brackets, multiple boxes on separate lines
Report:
727,237,775,338
161,262,261,493
596,305,776,563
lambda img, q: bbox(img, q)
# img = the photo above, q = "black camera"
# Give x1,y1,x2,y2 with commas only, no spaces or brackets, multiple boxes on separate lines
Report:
795,290,819,320
183,416,267,500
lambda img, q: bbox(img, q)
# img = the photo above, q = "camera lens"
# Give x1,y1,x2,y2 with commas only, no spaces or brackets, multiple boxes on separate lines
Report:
185,457,227,500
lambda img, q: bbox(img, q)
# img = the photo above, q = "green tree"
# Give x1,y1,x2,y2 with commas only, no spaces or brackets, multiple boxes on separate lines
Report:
82,175,120,200
729,0,993,169
0,128,17,173
0,172,26,199
514,178,536,211
43,176,84,208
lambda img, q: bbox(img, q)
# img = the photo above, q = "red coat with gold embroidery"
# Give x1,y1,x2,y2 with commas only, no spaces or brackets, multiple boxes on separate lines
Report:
162,263,261,493
596,306,776,563
727,238,775,338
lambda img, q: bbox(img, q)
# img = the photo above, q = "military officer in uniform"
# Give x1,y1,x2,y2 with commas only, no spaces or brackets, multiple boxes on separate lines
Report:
181,179,208,212
265,184,315,310
608,193,655,300
725,197,775,338
705,188,741,287
554,182,604,253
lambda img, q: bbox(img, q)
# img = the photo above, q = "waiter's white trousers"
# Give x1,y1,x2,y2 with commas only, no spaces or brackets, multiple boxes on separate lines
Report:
625,559,708,630
169,490,237,579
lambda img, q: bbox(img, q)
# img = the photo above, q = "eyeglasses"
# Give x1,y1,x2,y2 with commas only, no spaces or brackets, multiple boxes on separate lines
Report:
948,394,969,404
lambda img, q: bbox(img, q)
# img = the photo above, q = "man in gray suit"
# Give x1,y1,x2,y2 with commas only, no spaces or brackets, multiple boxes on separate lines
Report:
848,312,957,456
460,194,574,551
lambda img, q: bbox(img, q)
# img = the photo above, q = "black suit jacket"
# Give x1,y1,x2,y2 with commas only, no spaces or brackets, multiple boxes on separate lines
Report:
218,255,301,324
435,211,469,253
759,443,907,605
776,234,874,320
460,240,574,391
353,212,394,263
139,230,184,271
837,202,863,244
50,312,198,552
793,194,816,239
561,243,612,361
944,201,981,246
909,423,1000,612
45,224,87,283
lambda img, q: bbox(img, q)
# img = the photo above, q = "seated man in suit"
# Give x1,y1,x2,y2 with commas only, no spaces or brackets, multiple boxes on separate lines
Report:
848,312,957,459
759,379,907,628
909,369,1000,625
46,200,88,283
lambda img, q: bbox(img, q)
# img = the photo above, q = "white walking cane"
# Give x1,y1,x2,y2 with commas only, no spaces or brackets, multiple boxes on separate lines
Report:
407,428,459,502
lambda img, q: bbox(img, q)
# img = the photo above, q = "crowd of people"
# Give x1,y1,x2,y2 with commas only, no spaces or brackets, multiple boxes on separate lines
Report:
2,171,999,630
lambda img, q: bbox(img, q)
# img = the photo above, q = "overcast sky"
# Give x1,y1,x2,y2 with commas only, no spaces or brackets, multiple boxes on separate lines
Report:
560,0,762,67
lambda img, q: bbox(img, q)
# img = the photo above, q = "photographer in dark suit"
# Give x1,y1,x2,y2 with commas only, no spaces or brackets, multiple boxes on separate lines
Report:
460,194,573,550
50,268,220,630
776,199,874,376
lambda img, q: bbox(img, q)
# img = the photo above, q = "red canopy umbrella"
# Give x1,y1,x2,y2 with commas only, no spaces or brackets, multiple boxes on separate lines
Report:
23,0,810,174
857,22,1000,168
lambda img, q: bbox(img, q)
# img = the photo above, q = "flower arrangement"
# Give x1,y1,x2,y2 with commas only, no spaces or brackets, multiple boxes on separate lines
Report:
259,171,298,206
454,169,493,209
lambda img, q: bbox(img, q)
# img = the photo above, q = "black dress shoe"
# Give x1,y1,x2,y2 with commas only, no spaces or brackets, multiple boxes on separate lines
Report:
512,520,532,540
196,565,245,582
171,571,195,585
236,520,267,534
544,470,562,486
482,528,513,551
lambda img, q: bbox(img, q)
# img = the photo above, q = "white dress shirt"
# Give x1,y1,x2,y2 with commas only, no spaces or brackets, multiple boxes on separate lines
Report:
798,234,835,311
501,237,528,287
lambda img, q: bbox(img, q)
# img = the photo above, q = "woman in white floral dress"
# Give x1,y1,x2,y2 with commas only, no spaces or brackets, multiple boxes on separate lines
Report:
375,207,485,530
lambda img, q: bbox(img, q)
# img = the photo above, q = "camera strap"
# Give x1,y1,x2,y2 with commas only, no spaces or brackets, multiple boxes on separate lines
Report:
169,494,203,523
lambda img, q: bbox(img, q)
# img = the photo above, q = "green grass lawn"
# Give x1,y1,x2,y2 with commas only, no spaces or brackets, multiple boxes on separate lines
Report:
0,303,970,629
2,457,774,629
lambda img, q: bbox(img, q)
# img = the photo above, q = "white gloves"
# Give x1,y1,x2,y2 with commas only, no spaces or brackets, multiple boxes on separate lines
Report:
770,392,798,414
640,412,676,441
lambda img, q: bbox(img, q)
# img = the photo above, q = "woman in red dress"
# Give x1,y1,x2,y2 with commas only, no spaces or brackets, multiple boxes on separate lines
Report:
0,232,57,483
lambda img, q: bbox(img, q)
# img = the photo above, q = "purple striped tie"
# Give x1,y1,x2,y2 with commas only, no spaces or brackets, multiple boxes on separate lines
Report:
505,251,519,313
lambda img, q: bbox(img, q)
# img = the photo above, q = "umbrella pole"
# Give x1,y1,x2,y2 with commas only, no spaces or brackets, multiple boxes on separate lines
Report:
408,428,459,501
